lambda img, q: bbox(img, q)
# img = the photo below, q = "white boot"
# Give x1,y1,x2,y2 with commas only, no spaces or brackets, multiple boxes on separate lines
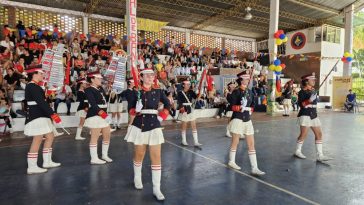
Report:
294,140,306,159
316,140,332,162
226,127,231,138
192,130,202,146
53,126,64,137
248,150,265,176
134,161,143,189
43,148,61,168
117,117,122,129
227,149,241,170
75,127,86,140
152,165,165,201
90,144,106,165
27,153,47,174
101,141,113,162
181,131,188,146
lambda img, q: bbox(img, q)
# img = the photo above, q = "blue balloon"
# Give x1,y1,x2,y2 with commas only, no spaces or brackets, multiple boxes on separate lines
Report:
38,31,43,38
346,57,352,62
274,59,281,66
279,34,286,40
274,71,281,75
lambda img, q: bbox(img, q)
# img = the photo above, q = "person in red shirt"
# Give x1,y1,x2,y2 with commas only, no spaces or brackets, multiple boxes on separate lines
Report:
14,58,25,73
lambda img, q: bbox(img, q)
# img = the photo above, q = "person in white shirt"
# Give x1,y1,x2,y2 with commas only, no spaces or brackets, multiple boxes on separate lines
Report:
0,36,15,50
54,85,73,115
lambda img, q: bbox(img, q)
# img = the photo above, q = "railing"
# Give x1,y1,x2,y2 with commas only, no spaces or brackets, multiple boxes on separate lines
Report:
352,78,364,103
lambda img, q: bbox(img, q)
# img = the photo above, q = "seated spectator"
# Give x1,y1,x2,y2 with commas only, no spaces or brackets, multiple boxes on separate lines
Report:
54,84,73,115
0,36,14,50
213,92,228,118
344,89,356,112
4,67,22,100
195,95,206,109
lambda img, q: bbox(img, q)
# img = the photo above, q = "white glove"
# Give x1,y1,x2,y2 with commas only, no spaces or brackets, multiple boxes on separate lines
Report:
309,93,317,102
241,97,248,108
135,100,143,112
157,116,163,122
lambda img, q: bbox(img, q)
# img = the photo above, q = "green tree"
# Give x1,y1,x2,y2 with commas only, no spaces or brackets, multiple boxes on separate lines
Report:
353,49,364,77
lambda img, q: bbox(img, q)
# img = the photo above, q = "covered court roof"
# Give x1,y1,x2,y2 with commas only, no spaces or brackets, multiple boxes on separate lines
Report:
6,0,364,39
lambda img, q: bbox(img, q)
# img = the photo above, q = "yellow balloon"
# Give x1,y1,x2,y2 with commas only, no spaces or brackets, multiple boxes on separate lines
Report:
48,31,53,35
349,53,354,58
283,36,288,43
269,64,276,71
275,65,282,72
344,52,350,57
276,39,283,45
32,30,37,35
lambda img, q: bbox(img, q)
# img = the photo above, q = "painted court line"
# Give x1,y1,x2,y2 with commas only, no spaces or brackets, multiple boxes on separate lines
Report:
165,139,320,205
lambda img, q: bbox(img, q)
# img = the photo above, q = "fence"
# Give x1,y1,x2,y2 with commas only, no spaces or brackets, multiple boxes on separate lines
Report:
352,77,364,103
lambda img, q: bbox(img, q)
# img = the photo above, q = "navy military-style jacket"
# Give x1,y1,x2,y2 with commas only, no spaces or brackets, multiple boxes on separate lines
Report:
85,86,107,118
177,89,197,114
297,89,318,119
129,88,170,132
76,90,89,111
120,88,137,112
25,82,55,124
230,88,254,122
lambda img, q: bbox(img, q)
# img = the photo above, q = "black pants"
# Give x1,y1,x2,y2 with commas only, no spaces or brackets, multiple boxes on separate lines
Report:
170,108,176,118
54,98,72,114
215,104,226,117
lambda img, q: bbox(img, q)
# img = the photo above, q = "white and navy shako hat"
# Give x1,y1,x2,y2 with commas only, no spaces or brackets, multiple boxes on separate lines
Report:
140,68,154,75
25,64,44,74
87,71,103,78
301,73,316,80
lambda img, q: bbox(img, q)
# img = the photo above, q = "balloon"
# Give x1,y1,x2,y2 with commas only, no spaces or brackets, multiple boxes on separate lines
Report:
349,53,354,58
277,30,284,35
53,33,58,38
341,57,347,62
32,30,37,35
48,31,53,36
346,57,352,62
269,64,276,71
344,52,351,57
279,34,286,40
274,59,281,66
275,65,282,72
282,36,288,43
281,64,286,69
274,32,280,38
276,38,283,45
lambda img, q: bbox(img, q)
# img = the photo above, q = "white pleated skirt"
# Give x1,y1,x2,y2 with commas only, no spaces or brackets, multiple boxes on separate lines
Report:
109,103,123,113
24,117,53,136
228,119,254,136
75,110,87,118
84,116,109,129
178,112,196,122
124,125,164,145
298,116,321,127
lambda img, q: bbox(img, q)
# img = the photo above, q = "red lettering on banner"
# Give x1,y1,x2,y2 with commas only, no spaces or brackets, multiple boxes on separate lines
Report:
129,0,136,16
